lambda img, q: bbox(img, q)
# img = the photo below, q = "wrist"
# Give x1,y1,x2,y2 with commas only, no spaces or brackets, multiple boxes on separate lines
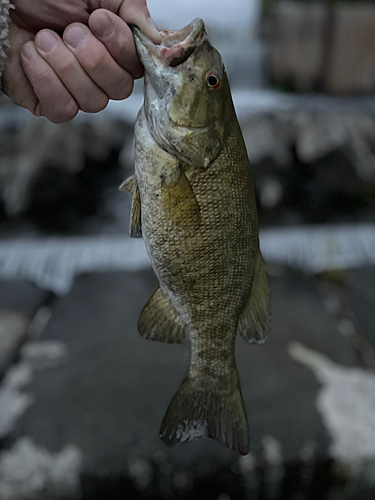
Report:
0,0,15,89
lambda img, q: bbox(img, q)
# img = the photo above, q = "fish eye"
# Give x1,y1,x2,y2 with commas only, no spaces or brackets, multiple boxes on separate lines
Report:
206,72,221,90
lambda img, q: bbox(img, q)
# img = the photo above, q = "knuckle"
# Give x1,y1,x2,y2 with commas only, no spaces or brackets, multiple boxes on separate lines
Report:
50,101,79,123
56,55,77,76
110,77,134,100
81,95,109,113
34,66,55,88
85,49,108,74
111,30,133,57
106,42,122,61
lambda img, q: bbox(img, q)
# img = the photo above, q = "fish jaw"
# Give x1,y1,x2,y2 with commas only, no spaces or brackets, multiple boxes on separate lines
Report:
132,21,209,163
133,18,207,72
133,19,230,168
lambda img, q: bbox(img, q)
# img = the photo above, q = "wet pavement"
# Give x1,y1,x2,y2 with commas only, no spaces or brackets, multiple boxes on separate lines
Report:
0,264,374,499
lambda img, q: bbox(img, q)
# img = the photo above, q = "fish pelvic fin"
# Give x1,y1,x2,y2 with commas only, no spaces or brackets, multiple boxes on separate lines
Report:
160,369,249,454
120,175,142,238
238,251,271,344
138,288,185,343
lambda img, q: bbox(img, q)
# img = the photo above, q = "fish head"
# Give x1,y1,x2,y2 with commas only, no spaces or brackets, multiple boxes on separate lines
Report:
133,18,232,168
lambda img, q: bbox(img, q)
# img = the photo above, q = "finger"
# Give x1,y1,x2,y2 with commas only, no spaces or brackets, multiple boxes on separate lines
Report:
35,29,109,113
89,9,143,79
63,23,134,100
118,0,161,45
20,41,79,123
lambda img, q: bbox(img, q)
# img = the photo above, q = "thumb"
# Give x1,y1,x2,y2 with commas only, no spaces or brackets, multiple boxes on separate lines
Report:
118,0,161,44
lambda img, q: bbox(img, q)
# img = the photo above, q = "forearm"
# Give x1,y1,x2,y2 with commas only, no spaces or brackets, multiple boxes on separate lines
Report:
0,0,14,89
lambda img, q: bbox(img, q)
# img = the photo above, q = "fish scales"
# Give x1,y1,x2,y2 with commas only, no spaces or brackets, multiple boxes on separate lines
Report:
121,18,271,454
137,114,257,366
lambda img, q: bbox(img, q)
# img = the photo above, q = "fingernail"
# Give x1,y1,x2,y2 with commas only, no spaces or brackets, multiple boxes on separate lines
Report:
147,17,161,44
22,42,38,60
65,25,87,48
35,31,58,53
91,12,114,39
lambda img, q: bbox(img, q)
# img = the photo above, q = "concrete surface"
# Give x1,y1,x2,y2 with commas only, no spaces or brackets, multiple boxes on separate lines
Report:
0,267,373,498
0,280,49,319
344,266,375,349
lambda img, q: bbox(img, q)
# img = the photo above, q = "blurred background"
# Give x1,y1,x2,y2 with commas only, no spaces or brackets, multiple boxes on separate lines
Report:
0,0,375,498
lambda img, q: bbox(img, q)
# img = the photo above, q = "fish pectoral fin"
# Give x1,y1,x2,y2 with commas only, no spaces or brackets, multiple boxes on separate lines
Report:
238,251,271,344
161,166,200,229
138,287,185,343
160,369,249,454
119,175,135,193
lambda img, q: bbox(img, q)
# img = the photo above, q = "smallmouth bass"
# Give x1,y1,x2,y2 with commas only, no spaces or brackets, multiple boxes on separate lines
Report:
121,18,271,454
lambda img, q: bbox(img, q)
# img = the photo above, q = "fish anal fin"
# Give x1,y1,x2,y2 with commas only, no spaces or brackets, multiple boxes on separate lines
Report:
160,369,249,454
138,288,185,343
238,252,271,344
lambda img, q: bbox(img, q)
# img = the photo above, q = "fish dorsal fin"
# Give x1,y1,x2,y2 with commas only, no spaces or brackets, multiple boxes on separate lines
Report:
119,175,135,193
138,287,185,343
238,251,271,344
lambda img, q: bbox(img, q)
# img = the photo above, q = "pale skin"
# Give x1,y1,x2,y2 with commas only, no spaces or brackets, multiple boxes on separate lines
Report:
2,0,161,123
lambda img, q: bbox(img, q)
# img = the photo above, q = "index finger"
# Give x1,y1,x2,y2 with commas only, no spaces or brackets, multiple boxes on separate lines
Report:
118,0,161,44
89,10,143,79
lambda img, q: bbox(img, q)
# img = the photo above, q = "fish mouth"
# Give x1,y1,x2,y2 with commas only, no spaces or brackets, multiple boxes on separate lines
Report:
133,18,206,67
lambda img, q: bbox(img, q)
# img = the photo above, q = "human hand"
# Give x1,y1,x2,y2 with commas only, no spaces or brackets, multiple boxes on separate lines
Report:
2,0,161,122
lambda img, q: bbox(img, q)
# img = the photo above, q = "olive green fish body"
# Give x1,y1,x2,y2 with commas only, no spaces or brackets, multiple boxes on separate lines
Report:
136,107,257,350
121,19,271,453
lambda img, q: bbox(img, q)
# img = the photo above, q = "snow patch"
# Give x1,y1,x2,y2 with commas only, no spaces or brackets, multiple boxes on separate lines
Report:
20,341,68,369
0,438,83,498
289,342,375,461
0,341,68,438
0,364,34,438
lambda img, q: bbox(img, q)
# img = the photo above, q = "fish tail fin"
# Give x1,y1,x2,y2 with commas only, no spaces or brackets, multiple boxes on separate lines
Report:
160,368,249,454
